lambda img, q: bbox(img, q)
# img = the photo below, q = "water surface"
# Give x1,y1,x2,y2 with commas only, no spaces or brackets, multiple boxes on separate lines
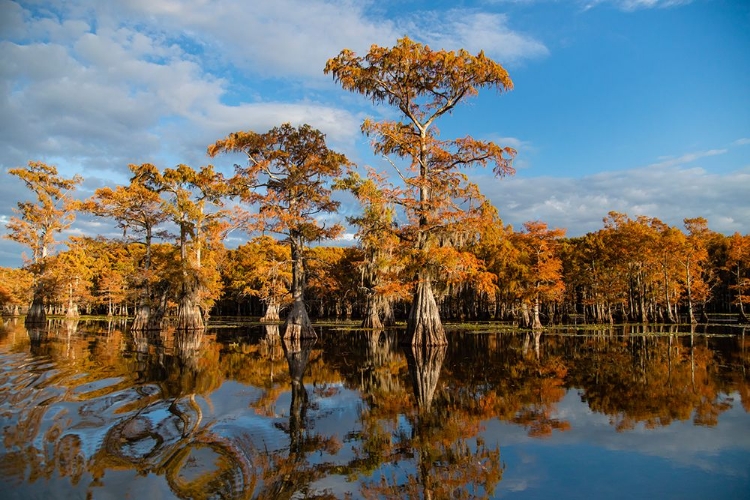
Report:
1,318,748,499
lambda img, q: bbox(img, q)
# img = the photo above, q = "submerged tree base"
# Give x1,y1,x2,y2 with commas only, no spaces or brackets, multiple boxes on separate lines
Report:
284,300,316,339
261,302,281,323
25,296,46,326
405,280,447,346
361,304,383,330
176,293,204,331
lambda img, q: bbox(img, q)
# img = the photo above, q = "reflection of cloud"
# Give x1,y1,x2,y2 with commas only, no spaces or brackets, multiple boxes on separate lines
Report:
483,390,750,473
480,389,750,498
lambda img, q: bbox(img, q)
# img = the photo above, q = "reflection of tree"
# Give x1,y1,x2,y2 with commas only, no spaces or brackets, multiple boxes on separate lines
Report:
442,332,570,439
357,329,403,397
2,320,749,499
407,343,446,413
730,328,750,412
567,331,735,430
92,330,259,499
510,332,571,437
284,337,311,458
252,337,341,499
27,326,48,355
359,343,503,499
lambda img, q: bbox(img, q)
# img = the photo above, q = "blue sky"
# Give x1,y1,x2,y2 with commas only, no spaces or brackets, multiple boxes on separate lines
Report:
1,0,748,268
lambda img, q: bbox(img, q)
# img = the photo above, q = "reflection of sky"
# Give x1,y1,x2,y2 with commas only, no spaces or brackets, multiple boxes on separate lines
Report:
214,378,750,499
480,390,750,499
4,334,749,500
214,379,750,499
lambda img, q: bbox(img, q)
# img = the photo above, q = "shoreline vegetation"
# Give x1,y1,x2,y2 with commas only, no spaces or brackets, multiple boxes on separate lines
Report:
2,39,749,338
2,213,748,332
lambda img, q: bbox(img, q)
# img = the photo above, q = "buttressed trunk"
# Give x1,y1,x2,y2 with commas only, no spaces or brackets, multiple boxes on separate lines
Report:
406,277,446,346
261,300,281,322
532,294,543,330
284,238,315,339
25,293,46,326
176,275,204,331
361,293,383,330
130,300,151,332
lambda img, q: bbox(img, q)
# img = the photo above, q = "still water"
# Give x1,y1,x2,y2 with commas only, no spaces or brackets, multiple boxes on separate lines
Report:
1,318,748,499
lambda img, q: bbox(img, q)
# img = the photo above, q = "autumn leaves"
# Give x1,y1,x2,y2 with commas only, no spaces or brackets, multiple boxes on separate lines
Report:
5,38,542,342
326,37,518,345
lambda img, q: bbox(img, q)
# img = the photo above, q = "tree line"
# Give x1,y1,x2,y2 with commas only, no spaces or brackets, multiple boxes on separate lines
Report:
2,38,749,342
2,206,749,327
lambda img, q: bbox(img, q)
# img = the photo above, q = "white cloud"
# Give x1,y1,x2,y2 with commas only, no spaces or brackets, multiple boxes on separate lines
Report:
413,11,549,63
0,0,26,39
0,0,546,170
113,0,398,80
583,0,693,11
481,164,750,236
648,149,727,169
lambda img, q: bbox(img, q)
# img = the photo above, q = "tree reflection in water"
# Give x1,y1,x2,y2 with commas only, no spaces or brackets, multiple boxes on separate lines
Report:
96,328,258,499
355,342,504,499
0,320,748,499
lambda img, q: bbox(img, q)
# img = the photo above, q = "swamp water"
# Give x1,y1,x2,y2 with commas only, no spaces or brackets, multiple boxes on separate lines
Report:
0,318,748,499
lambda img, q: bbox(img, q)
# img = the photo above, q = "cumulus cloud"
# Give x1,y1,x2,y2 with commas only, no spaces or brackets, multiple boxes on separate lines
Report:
482,162,750,236
410,11,549,63
113,0,397,80
0,0,546,171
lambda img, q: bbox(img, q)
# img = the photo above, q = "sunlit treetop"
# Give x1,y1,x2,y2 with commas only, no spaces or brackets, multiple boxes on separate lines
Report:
325,36,513,128
208,122,351,242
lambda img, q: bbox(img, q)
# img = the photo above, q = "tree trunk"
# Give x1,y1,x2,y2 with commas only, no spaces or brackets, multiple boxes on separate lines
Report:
176,281,204,330
381,297,396,327
519,302,531,328
736,264,748,323
65,280,80,319
284,235,315,339
261,300,281,322
361,293,383,329
532,294,543,330
25,292,46,326
662,263,675,324
699,304,709,323
405,278,446,346
131,301,151,331
146,282,169,331
285,299,315,339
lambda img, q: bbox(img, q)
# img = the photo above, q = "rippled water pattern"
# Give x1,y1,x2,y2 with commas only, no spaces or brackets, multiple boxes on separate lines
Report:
1,318,749,499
